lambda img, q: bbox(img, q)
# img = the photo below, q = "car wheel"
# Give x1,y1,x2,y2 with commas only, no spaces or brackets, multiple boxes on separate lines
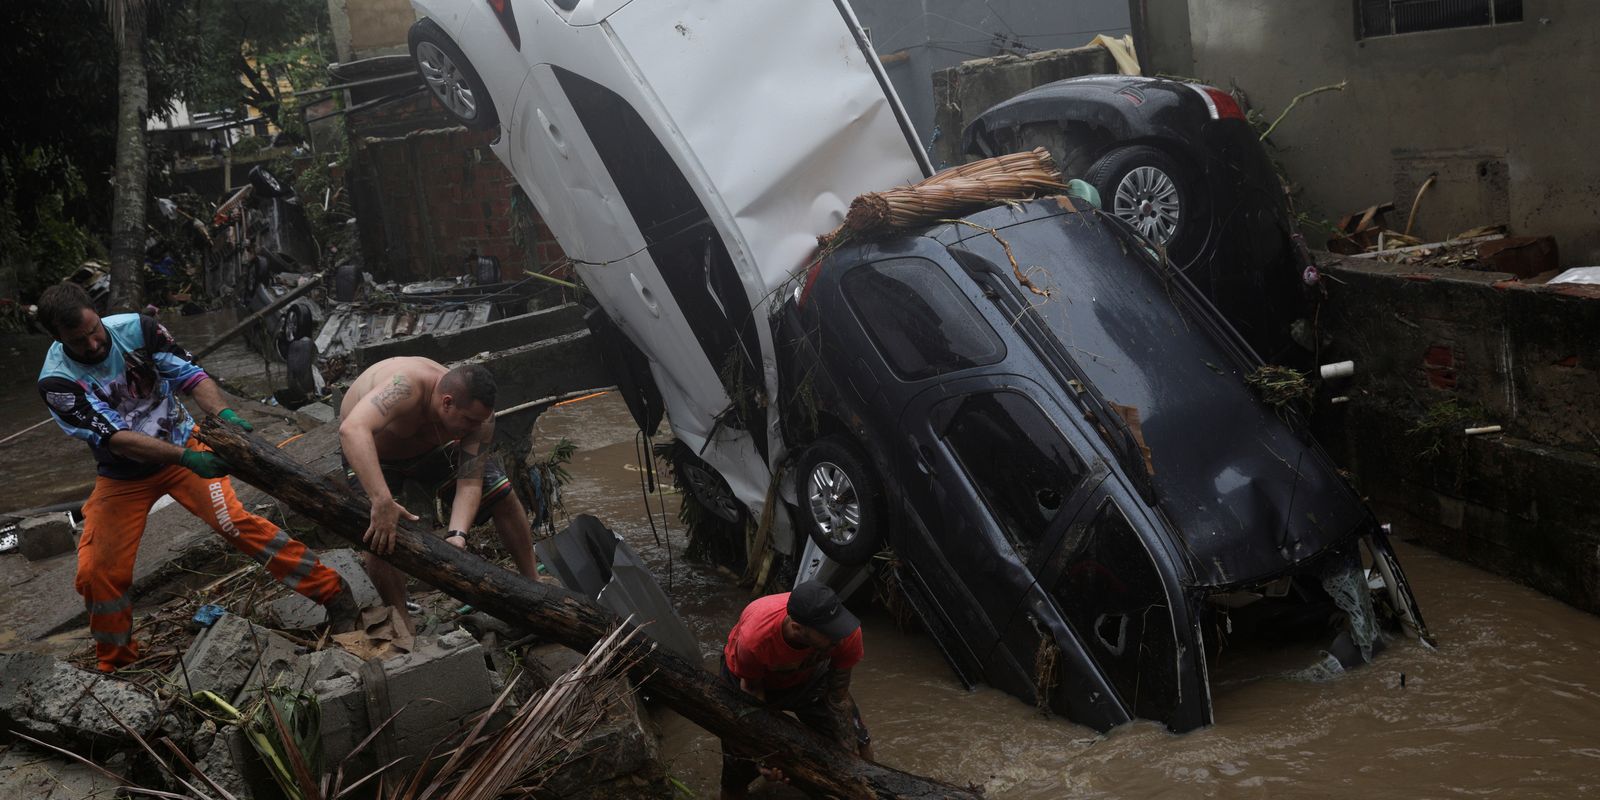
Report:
409,19,499,131
334,261,362,302
795,437,884,565
1086,145,1198,257
677,454,745,524
249,166,287,198
285,337,319,400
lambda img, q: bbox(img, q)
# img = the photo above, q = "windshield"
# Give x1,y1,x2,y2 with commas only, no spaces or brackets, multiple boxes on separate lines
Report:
946,205,1367,586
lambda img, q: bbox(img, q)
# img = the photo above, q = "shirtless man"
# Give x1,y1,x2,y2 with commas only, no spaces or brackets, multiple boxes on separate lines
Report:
339,357,539,634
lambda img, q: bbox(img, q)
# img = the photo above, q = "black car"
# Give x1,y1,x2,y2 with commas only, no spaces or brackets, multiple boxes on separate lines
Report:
962,75,1311,364
773,197,1428,732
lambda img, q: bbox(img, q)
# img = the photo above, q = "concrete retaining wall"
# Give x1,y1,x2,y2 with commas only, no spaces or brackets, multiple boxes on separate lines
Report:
1316,256,1600,612
930,44,1119,169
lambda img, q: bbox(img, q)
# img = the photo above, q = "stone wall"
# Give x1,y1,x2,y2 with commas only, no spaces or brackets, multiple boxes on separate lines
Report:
1316,256,1600,612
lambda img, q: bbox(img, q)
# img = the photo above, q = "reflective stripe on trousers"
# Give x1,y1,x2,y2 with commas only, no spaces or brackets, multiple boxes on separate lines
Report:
76,434,343,672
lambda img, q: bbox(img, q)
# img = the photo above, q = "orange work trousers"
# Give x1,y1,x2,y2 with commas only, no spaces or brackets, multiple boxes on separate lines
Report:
76,435,343,672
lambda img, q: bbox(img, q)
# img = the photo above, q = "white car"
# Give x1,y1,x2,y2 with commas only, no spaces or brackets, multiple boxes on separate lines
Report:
407,0,928,550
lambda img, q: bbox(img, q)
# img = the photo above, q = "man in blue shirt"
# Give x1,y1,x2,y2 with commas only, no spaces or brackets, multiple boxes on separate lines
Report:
35,283,358,672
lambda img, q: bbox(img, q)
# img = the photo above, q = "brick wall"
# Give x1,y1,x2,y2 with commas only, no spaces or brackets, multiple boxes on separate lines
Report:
346,93,567,282
1315,256,1600,612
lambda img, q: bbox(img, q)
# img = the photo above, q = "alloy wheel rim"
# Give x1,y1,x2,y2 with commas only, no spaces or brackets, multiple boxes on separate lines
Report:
415,42,479,121
1112,165,1181,243
807,462,861,545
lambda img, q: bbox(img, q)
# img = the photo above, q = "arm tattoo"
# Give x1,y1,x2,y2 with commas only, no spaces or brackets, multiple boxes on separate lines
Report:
370,375,412,416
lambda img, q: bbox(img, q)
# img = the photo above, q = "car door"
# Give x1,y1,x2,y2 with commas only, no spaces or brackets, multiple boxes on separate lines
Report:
1026,484,1191,726
899,376,1109,699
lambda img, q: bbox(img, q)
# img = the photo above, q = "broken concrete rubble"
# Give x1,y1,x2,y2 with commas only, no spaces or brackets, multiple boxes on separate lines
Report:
17,513,76,561
174,612,299,703
0,745,123,800
266,548,380,629
190,722,272,800
317,628,497,770
0,651,161,749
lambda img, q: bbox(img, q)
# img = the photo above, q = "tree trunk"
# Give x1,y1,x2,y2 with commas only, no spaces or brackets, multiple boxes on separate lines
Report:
197,417,982,800
108,4,148,313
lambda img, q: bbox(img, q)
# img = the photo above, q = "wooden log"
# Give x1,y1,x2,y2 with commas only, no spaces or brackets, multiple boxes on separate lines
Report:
196,417,981,800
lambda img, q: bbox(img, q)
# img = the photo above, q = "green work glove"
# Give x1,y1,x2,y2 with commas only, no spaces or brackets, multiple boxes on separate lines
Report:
218,408,253,432
179,449,231,478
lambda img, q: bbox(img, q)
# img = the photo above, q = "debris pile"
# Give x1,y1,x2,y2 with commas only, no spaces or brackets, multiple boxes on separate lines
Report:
0,546,670,799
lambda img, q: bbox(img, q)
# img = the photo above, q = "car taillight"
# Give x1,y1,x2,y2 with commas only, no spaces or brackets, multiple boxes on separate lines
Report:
487,0,521,50
1187,83,1245,121
797,258,825,308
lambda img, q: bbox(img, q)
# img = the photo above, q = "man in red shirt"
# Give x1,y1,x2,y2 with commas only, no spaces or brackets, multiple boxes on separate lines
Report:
720,580,872,799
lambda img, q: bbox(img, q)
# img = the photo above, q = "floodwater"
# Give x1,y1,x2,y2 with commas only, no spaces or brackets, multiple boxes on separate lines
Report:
5,334,1599,798
531,393,1600,799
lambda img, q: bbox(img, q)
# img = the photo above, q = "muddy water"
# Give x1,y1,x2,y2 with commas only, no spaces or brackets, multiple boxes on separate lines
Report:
532,393,1600,799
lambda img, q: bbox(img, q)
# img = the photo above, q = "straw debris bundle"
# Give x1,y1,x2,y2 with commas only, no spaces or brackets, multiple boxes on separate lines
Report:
833,147,1066,242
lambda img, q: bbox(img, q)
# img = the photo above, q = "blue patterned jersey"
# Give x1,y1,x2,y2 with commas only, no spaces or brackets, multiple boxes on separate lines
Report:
38,313,210,480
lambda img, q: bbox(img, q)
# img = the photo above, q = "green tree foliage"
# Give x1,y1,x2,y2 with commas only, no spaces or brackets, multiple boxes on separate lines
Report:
0,149,100,297
0,1,189,302
173,0,333,125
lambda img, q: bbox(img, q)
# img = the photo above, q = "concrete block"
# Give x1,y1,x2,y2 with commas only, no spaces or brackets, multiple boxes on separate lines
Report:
0,746,123,799
18,513,76,561
173,613,300,703
298,401,338,424
380,629,497,758
314,629,498,770
267,548,380,629
0,652,160,748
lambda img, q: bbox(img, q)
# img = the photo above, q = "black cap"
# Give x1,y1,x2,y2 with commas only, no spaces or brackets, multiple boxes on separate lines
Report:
787,581,860,643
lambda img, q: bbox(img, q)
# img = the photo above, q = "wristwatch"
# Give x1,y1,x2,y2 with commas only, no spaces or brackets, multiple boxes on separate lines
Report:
447,529,468,543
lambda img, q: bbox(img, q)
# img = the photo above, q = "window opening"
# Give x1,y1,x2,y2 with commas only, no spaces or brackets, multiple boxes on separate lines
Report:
942,391,1085,563
1359,0,1522,38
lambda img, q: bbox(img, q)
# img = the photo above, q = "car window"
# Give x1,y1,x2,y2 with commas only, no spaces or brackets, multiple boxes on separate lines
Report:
1050,498,1179,719
942,391,1086,563
841,258,1004,381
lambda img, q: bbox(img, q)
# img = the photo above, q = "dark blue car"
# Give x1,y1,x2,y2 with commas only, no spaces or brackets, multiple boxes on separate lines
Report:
774,197,1429,732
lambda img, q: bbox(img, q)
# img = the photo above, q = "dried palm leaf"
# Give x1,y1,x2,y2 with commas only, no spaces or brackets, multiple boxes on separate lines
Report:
838,147,1065,238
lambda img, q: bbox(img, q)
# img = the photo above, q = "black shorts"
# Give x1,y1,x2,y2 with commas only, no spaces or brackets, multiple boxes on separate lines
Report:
342,443,512,527
718,657,870,791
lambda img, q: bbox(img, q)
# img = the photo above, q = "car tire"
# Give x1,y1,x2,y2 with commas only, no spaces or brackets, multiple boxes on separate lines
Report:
334,261,362,302
676,452,746,524
249,166,287,198
409,19,499,131
1086,145,1200,259
285,337,319,400
795,437,884,566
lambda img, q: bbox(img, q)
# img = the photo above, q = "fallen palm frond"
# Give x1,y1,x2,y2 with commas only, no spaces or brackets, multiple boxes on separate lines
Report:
1245,365,1313,407
837,148,1065,240
394,621,650,800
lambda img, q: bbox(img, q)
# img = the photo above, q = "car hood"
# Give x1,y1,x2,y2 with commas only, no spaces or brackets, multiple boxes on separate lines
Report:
937,202,1368,588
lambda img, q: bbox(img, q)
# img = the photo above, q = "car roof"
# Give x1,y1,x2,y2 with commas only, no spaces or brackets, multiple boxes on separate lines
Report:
880,200,1368,586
